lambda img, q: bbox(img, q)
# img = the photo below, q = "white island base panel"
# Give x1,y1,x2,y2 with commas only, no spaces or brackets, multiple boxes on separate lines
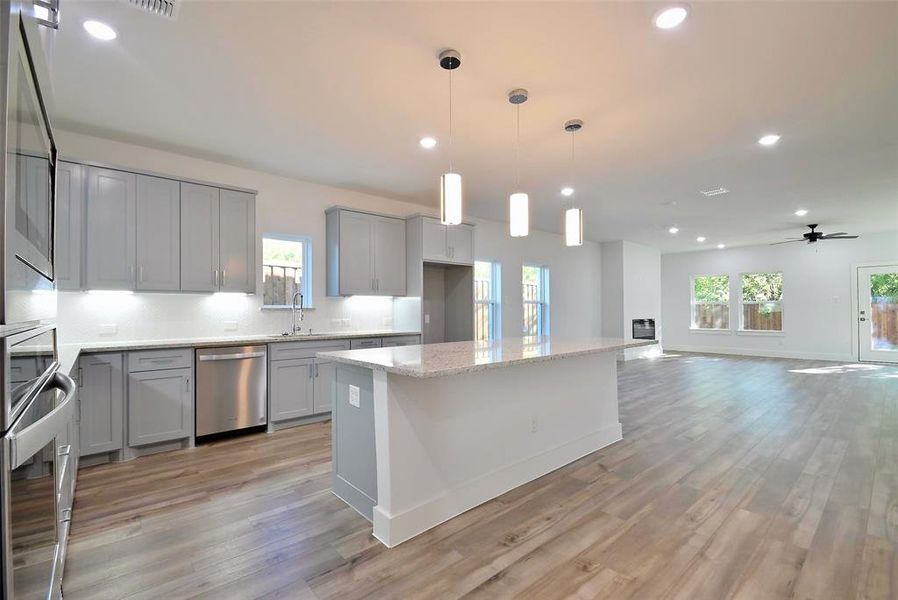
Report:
365,351,621,548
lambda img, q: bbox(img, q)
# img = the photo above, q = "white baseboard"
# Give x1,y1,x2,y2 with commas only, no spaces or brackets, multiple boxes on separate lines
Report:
663,344,855,362
372,422,623,548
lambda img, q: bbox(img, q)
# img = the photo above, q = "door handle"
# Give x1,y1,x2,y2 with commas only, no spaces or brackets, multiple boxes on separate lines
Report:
860,317,867,322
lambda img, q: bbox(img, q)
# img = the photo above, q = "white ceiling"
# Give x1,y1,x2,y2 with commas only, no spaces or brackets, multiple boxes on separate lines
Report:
51,1,898,252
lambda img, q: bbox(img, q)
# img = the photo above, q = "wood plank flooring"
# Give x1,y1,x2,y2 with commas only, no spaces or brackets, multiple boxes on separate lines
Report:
64,353,898,599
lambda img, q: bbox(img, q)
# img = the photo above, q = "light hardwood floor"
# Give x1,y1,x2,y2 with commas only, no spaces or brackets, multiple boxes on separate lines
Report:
64,353,898,599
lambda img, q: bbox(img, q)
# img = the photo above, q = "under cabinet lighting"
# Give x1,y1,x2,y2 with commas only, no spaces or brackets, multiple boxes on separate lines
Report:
213,292,249,297
87,289,134,295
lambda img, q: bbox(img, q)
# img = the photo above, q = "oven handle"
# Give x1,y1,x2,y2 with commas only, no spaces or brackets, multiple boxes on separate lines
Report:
8,372,77,470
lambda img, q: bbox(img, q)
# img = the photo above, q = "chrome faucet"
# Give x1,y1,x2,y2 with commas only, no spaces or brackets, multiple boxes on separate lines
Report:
292,290,304,335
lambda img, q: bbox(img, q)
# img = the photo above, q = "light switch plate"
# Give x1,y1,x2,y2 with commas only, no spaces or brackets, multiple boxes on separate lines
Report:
349,385,360,408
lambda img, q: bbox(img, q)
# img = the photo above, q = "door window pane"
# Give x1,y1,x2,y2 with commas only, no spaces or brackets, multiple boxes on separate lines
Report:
870,272,898,350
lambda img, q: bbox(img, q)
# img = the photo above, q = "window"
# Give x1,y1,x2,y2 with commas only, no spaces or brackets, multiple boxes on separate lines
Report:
522,265,549,336
474,261,501,341
691,275,730,329
262,233,312,308
740,272,783,331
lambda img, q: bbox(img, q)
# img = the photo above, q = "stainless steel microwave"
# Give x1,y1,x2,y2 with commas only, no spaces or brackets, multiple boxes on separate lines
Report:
1,3,58,330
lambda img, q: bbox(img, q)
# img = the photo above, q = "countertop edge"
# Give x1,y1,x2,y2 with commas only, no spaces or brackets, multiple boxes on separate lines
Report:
318,339,658,379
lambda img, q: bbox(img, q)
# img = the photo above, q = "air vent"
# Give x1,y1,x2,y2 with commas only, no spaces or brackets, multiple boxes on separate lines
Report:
700,187,729,197
123,0,178,19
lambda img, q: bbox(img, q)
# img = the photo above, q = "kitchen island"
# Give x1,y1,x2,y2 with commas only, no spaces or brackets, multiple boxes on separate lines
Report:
318,336,656,547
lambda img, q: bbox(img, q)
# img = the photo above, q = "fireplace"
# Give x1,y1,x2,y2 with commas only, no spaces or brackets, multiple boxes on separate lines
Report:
632,318,656,340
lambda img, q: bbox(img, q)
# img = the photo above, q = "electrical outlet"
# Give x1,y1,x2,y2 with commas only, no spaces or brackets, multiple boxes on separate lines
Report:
349,385,360,408
98,324,117,336
383,316,393,327
424,313,431,324
530,416,538,434
223,321,238,331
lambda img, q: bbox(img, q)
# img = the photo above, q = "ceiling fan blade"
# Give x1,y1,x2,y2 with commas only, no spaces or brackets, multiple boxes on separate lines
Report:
821,235,859,240
823,232,847,237
770,240,805,245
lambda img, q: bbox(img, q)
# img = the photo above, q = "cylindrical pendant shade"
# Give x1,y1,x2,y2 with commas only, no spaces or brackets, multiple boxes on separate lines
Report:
441,173,463,225
509,192,529,237
565,207,583,246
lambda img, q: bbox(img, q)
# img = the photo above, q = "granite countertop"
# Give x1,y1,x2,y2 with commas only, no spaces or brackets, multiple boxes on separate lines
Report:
317,336,657,379
56,330,421,376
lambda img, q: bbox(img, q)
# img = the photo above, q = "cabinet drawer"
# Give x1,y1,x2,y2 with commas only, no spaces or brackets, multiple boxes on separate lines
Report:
128,348,193,372
350,337,383,350
270,340,350,362
382,335,421,347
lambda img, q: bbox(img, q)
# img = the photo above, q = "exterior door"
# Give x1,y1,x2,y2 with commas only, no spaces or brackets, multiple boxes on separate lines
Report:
858,265,898,363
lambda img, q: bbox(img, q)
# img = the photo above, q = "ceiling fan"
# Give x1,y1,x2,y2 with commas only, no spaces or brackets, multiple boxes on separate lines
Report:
771,224,859,245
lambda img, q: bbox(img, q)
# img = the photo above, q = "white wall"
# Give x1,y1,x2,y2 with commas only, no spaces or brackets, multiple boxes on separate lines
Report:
661,231,898,361
57,131,603,343
600,240,661,359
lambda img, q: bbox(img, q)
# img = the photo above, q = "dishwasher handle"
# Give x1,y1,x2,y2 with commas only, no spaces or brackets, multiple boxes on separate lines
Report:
198,351,266,362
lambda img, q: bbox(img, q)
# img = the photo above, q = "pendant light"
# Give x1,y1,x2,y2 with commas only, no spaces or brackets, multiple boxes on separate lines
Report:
563,119,584,247
508,88,529,237
439,49,462,225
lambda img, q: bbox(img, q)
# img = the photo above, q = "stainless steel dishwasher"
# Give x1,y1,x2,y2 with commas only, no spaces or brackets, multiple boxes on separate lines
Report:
196,345,267,437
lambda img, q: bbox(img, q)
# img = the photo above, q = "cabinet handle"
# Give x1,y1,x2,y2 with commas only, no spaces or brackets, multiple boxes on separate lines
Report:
309,366,314,380
139,265,144,283
58,444,72,457
214,269,219,287
185,376,190,392
60,508,72,524
77,367,83,388
222,270,227,286
314,363,319,378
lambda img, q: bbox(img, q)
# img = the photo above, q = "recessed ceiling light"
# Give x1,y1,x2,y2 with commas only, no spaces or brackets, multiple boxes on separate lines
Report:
83,19,117,40
794,209,808,216
561,187,574,197
654,5,689,29
717,243,726,249
696,236,706,242
700,187,729,197
419,136,437,149
758,134,781,146
668,227,679,234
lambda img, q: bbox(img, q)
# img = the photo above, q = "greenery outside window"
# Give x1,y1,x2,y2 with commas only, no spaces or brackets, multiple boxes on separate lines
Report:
740,272,783,331
522,265,550,336
691,275,730,329
262,233,313,308
474,261,501,342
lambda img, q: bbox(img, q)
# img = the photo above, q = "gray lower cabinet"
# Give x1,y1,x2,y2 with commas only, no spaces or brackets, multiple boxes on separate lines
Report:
136,175,180,291
269,358,314,421
128,367,192,446
180,182,220,292
78,353,124,456
56,161,84,290
85,167,137,290
382,335,421,347
218,189,255,293
313,359,337,413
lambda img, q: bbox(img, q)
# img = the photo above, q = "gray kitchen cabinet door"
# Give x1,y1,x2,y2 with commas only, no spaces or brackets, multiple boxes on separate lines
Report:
313,359,337,413
180,183,219,292
422,218,448,262
372,216,406,295
338,211,375,295
136,175,180,291
78,353,124,456
55,161,84,290
85,167,137,290
128,367,192,446
270,358,314,421
446,225,474,265
218,189,255,293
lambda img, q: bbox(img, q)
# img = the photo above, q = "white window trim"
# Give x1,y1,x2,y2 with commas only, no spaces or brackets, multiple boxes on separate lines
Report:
522,264,550,336
474,260,502,341
261,233,314,310
738,271,784,333
690,274,731,331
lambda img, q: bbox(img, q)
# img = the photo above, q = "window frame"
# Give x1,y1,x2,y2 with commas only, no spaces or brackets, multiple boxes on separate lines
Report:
690,274,731,331
738,271,784,333
261,232,313,309
474,260,502,341
522,264,550,337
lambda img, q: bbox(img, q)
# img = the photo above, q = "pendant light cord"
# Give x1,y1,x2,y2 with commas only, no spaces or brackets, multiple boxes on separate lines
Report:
448,67,453,172
569,131,575,209
515,104,521,188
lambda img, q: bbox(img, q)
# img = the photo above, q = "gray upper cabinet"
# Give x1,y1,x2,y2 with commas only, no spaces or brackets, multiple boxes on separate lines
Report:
180,183,220,292
128,367,192,446
79,353,124,456
85,168,137,290
55,161,83,290
136,175,180,291
218,189,256,293
419,216,474,265
326,208,406,296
